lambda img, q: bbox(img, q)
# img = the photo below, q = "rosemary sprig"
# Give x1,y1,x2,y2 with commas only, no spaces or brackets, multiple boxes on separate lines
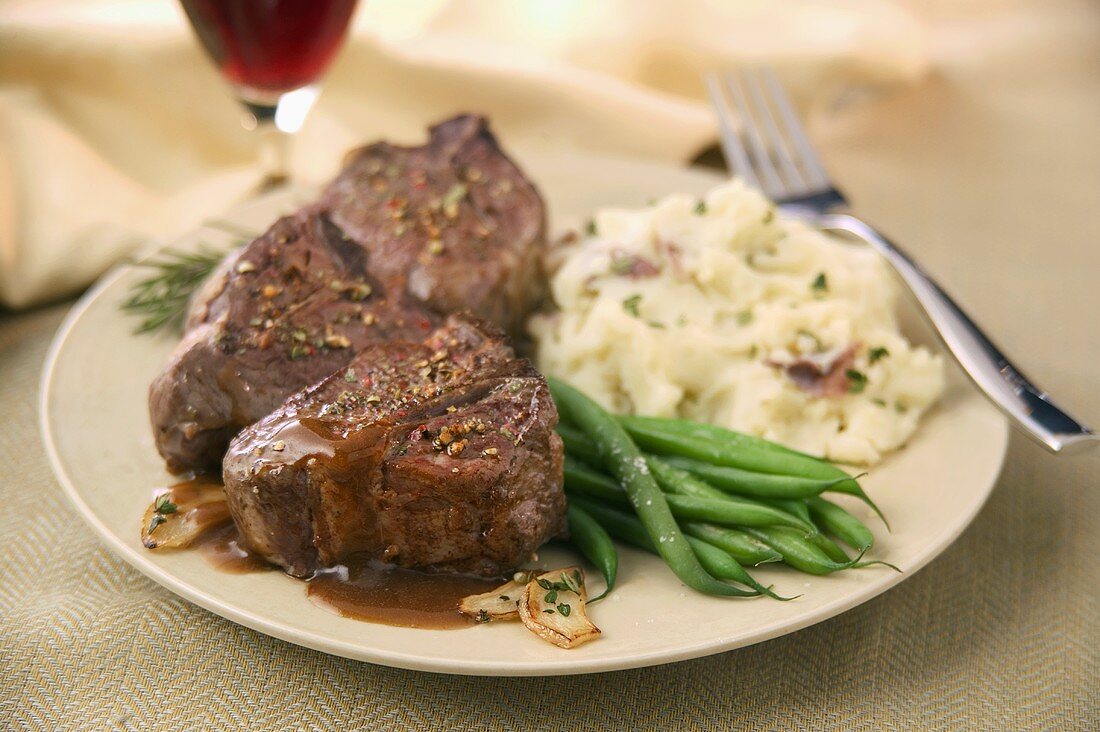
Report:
120,247,227,334
120,219,261,334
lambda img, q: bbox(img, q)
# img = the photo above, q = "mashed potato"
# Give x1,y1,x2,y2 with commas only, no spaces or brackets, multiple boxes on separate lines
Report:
528,180,944,465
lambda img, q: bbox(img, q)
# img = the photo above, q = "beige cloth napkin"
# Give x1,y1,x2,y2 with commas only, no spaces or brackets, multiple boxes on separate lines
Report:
0,0,928,309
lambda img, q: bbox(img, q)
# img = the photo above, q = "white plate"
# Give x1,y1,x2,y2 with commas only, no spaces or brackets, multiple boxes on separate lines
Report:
40,152,1008,676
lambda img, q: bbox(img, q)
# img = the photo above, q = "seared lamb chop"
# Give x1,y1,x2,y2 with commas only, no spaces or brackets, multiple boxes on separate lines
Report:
222,315,565,577
150,115,547,472
321,114,547,337
149,212,441,471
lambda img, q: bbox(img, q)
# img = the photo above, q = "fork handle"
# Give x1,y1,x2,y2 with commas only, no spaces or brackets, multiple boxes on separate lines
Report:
819,213,1097,455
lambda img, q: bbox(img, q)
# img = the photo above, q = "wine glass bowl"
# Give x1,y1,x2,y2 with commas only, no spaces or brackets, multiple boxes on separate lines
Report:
179,0,360,188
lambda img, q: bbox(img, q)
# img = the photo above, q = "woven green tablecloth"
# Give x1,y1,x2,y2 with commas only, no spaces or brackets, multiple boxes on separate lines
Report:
2,303,1097,729
4,0,1100,724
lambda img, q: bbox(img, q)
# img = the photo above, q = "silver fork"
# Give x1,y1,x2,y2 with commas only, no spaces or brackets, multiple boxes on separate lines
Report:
706,67,1097,455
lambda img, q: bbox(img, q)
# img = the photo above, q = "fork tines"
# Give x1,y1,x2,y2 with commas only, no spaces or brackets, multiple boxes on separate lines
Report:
705,68,831,201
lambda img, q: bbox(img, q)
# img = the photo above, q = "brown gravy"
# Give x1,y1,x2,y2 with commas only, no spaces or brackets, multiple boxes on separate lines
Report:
307,559,504,630
158,476,500,629
161,474,225,504
195,522,274,574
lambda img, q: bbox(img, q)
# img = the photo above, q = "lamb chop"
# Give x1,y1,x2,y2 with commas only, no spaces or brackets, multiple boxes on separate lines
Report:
149,212,439,472
222,315,565,578
321,114,547,337
149,115,547,472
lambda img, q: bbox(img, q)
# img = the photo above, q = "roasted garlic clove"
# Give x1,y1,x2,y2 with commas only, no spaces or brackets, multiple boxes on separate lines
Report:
458,575,531,622
141,479,231,549
518,567,601,649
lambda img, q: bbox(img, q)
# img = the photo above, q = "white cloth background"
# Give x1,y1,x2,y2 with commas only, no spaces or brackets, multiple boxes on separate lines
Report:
0,0,928,308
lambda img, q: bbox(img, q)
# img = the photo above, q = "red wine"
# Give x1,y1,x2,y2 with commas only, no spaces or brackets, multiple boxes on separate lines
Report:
180,0,359,96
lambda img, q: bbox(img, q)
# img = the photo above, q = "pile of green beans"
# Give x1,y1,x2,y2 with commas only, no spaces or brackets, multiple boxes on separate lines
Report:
549,378,898,600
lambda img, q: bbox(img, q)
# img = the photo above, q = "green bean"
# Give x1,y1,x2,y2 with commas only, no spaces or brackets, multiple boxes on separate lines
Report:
564,457,784,563
646,461,807,563
686,536,793,600
743,526,866,575
646,456,733,500
569,497,763,598
565,496,649,548
681,523,782,566
549,377,752,598
807,496,874,552
766,498,814,526
564,458,813,531
762,498,851,562
582,413,886,527
662,456,850,500
556,422,602,466
624,419,888,526
665,455,887,526
807,532,851,563
619,415,840,478
649,459,792,563
668,495,811,531
566,503,618,602
563,457,626,503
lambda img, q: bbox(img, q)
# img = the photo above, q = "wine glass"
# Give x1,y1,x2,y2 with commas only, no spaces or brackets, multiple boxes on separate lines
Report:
179,0,361,190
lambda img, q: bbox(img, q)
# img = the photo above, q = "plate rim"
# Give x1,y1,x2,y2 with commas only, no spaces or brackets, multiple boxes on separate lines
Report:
38,164,1010,676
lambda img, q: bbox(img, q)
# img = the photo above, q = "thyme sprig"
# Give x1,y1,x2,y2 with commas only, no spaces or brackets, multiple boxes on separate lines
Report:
147,492,179,535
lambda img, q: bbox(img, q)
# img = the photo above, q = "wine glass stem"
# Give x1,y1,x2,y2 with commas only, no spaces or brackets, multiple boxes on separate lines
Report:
244,102,290,190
